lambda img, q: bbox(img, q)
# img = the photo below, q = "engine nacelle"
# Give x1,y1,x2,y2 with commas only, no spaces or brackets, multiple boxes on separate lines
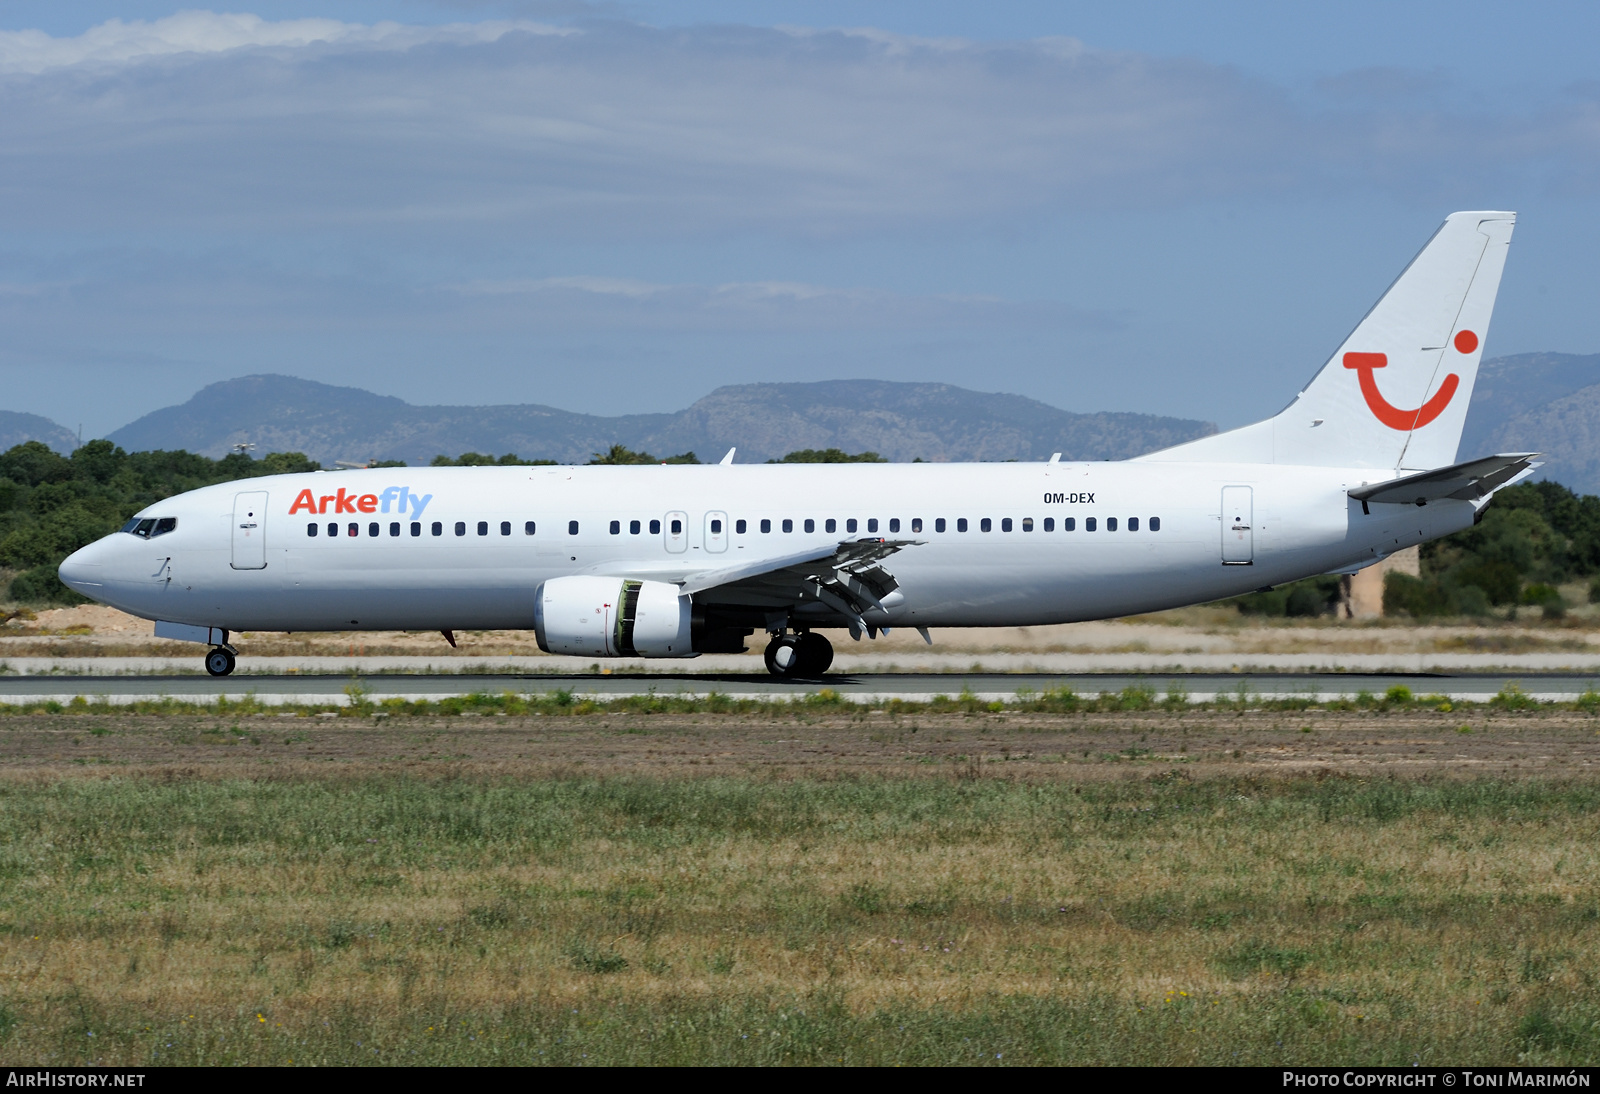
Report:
533,576,694,658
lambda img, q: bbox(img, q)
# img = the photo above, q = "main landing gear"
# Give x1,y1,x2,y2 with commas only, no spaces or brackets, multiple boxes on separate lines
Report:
204,646,237,677
764,631,834,678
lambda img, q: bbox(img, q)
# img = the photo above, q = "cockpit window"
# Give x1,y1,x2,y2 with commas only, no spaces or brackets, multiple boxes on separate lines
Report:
122,517,176,538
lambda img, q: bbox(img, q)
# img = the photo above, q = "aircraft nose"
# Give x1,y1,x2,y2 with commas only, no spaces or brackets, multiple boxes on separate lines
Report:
58,539,110,595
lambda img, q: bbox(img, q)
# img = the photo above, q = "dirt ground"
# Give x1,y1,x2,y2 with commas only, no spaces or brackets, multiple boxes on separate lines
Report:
6,708,1599,780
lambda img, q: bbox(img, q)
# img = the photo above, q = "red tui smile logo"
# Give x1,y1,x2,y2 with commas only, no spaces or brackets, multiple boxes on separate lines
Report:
1343,329,1477,431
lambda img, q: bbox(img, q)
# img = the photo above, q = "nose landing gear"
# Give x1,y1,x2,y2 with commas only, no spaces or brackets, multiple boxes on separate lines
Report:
764,631,834,678
204,646,237,677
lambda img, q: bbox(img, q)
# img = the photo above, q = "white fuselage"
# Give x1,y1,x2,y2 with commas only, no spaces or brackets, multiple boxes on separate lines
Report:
59,460,1473,636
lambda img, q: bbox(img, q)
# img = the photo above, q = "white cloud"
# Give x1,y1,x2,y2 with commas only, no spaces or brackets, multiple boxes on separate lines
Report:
0,11,560,74
456,275,670,298
439,274,1111,331
0,11,1531,238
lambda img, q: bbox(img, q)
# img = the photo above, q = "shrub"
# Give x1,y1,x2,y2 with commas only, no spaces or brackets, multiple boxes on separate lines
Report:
1452,559,1522,605
1285,585,1327,617
9,566,87,605
1383,572,1449,618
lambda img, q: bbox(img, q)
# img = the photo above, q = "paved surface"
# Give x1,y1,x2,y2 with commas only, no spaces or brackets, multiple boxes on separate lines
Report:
0,670,1595,705
11,650,1600,677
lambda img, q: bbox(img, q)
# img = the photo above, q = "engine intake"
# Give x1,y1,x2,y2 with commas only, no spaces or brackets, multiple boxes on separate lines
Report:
533,576,693,657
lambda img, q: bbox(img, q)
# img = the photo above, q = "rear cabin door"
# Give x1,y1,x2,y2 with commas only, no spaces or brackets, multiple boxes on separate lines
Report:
1221,486,1253,565
663,510,689,554
232,491,268,570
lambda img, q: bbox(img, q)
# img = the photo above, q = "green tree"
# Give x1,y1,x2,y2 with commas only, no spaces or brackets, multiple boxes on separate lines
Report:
433,452,555,467
768,448,888,463
588,445,699,465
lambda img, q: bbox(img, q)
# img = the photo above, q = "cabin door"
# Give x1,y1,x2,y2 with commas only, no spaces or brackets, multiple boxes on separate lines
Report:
663,510,689,554
232,491,268,570
1221,486,1253,565
704,511,729,553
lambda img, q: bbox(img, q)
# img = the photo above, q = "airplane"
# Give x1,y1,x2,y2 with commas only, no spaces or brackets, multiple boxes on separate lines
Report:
59,210,1533,679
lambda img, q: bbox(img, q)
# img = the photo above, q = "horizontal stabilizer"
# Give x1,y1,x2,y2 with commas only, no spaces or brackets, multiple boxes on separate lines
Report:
1348,453,1539,507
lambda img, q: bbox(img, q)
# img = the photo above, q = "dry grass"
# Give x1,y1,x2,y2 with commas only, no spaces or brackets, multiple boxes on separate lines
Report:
10,601,1600,664
1,726,1599,1064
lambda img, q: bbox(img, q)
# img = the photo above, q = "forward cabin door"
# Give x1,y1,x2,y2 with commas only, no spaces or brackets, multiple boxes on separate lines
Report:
1221,486,1253,565
704,511,729,553
232,491,268,570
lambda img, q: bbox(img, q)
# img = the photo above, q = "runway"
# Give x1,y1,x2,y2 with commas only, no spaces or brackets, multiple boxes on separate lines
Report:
0,670,1596,705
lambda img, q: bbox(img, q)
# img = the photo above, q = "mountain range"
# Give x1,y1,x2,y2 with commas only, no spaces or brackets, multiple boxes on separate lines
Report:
0,412,80,456
97,375,1218,466
2,352,1596,484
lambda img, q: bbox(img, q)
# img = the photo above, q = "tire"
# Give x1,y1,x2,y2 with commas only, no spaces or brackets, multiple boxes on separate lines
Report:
763,635,801,677
794,632,834,676
205,647,235,677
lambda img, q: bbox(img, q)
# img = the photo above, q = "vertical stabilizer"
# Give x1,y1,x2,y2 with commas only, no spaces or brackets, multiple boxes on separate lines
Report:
1139,211,1515,470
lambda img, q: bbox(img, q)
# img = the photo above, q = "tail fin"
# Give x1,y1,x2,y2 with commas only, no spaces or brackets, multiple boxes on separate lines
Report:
1139,211,1515,470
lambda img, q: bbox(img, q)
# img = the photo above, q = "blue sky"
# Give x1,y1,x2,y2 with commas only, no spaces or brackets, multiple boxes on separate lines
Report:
2,2,1598,438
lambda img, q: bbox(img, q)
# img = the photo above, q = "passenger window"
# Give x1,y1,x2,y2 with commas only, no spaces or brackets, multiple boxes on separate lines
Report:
805,519,815,533
153,518,177,536
909,518,920,533
934,518,945,533
761,519,772,533
369,522,380,537
1150,517,1161,531
1086,517,1097,532
348,523,359,538
501,521,511,536
455,522,466,536
328,523,338,537
477,521,489,536
525,521,536,535
610,520,621,535
650,519,661,534
711,519,722,534
735,519,746,534
1128,517,1139,531
631,520,641,535
957,518,968,532
389,522,400,537
980,518,992,532
867,518,877,533
432,522,442,536
782,519,793,533
847,518,858,533
1022,517,1033,532
824,518,836,533
1063,517,1074,531
307,522,318,537
1043,517,1054,532
569,520,580,535
670,519,681,534
411,522,422,537
1107,517,1118,532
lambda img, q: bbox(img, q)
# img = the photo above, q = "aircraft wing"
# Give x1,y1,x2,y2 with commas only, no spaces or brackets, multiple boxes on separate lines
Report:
682,537,923,638
1349,453,1540,508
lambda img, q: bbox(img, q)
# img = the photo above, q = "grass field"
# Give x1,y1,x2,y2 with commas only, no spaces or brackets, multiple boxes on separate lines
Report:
3,724,1600,1065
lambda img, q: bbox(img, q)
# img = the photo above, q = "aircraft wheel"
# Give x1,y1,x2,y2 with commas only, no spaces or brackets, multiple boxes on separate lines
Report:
764,635,802,677
205,647,236,677
794,632,834,676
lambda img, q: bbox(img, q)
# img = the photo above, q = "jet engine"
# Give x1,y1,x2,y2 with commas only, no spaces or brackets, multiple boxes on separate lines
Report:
533,576,693,657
